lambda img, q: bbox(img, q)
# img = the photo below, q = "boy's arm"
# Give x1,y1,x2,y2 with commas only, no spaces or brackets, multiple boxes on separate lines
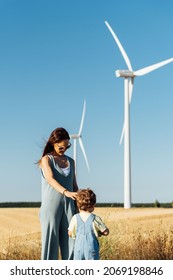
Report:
68,215,77,238
68,230,73,237
94,215,109,236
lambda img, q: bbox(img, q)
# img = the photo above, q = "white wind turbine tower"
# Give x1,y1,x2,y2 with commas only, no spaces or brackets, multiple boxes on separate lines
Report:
105,20,173,209
70,100,90,177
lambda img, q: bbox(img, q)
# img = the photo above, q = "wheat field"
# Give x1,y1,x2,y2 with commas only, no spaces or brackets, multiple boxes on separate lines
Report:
0,207,173,259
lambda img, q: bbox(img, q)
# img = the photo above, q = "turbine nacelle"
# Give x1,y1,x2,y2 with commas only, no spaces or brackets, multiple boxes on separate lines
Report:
70,134,81,139
116,70,135,78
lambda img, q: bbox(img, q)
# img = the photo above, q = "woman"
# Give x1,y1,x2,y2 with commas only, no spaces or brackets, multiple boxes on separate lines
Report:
38,127,78,260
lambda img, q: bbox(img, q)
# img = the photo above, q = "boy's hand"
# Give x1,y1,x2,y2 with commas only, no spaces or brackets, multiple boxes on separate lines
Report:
99,228,109,236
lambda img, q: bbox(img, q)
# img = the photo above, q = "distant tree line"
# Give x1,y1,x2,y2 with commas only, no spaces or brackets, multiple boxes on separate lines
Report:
96,202,173,208
0,201,173,208
0,202,41,208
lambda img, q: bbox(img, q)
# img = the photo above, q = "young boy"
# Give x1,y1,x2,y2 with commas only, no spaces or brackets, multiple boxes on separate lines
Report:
68,188,109,260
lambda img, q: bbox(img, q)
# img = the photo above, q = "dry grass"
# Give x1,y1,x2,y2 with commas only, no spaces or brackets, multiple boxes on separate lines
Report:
1,207,173,260
96,208,173,260
99,220,173,260
0,232,41,260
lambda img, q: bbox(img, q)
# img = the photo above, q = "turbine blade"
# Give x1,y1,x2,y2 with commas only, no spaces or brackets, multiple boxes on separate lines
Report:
119,124,125,145
119,78,134,145
78,100,86,136
134,58,173,76
105,21,133,71
79,138,90,172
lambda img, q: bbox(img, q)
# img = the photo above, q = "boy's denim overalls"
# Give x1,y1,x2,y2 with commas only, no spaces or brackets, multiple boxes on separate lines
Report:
74,213,99,260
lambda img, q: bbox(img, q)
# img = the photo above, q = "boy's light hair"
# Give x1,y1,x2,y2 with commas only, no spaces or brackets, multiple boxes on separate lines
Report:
76,188,96,211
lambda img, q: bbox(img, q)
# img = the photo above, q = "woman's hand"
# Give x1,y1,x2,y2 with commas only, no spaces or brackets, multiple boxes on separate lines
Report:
64,190,77,200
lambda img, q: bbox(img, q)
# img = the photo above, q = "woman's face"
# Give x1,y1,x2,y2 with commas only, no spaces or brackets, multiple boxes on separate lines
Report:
53,140,71,156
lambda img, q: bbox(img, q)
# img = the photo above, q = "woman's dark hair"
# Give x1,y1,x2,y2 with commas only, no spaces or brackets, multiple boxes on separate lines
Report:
38,127,70,164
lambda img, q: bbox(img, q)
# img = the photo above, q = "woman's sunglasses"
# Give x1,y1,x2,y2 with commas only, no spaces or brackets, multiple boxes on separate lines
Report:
55,142,71,151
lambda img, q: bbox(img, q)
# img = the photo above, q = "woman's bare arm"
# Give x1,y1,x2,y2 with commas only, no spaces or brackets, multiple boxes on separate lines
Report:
41,156,77,200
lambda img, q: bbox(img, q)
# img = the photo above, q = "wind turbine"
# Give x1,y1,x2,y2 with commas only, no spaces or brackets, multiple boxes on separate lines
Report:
70,100,90,177
105,20,173,209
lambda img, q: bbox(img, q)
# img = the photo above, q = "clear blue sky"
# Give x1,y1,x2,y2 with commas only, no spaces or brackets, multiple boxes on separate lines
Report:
0,0,173,203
